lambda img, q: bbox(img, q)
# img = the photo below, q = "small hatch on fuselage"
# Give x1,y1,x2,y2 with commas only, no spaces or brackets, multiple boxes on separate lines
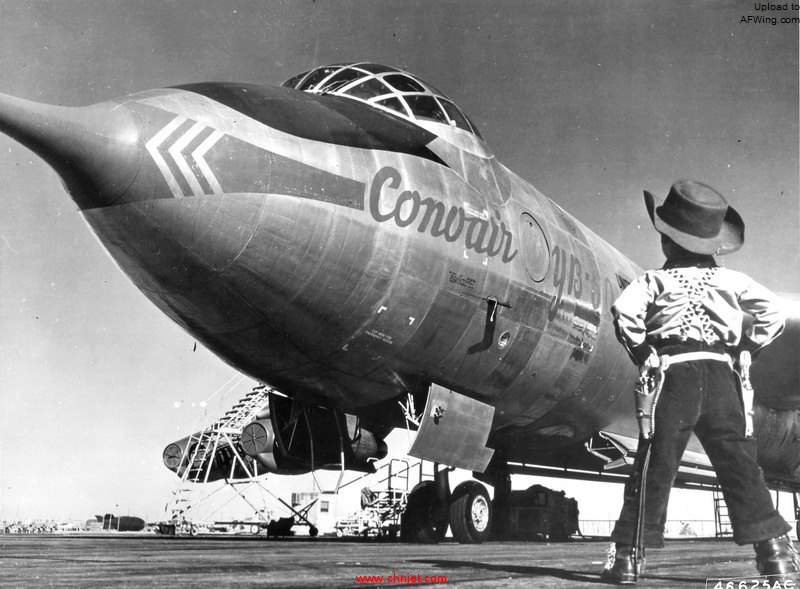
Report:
282,62,483,139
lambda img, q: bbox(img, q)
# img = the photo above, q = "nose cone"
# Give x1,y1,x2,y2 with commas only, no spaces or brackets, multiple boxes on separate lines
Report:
0,92,143,209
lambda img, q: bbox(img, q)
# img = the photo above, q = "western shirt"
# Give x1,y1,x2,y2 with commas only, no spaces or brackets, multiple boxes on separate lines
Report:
611,255,786,365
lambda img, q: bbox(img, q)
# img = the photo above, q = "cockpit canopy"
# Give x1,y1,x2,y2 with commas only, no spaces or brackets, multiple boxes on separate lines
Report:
282,63,483,140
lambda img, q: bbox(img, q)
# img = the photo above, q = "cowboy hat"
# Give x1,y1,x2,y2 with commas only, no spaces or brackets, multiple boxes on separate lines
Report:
644,180,744,255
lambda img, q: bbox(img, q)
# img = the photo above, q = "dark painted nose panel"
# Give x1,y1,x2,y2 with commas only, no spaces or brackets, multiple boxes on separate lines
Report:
175,83,447,166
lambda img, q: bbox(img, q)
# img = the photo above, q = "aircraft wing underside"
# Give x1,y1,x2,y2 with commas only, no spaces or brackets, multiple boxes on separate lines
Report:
502,430,800,493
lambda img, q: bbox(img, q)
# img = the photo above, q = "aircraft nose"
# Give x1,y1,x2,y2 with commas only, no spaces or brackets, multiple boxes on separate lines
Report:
0,93,143,210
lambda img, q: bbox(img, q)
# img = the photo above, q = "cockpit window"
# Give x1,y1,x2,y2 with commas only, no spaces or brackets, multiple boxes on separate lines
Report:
348,77,392,100
439,99,472,132
296,66,339,91
383,74,426,93
375,97,408,116
357,63,398,74
282,70,312,90
317,68,363,93
282,62,483,139
405,95,448,124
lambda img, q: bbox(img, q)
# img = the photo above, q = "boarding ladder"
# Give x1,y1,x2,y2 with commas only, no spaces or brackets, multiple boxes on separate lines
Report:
215,385,273,434
713,487,732,537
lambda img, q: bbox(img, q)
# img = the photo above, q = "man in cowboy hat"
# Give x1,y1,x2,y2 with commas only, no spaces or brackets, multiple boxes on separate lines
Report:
601,180,798,585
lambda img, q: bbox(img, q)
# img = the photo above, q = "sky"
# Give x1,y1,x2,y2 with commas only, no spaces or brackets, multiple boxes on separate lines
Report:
0,0,797,529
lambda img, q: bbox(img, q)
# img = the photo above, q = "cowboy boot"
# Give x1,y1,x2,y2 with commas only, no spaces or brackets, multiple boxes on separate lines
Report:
600,543,645,585
754,535,800,581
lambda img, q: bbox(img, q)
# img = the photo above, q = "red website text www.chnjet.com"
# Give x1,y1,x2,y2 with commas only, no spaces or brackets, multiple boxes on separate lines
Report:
355,572,447,584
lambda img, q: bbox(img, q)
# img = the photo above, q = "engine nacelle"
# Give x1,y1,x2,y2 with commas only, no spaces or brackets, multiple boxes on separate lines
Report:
240,419,298,473
239,394,387,474
162,431,262,482
163,394,388,481
162,434,194,477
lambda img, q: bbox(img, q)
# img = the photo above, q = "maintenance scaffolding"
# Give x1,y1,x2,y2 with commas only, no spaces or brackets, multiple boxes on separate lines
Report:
333,458,435,538
159,382,316,536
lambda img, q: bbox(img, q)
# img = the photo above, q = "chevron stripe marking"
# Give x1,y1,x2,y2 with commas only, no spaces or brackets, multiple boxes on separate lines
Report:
169,122,207,197
161,119,198,197
192,130,225,195
145,116,188,198
183,127,216,195
146,115,226,198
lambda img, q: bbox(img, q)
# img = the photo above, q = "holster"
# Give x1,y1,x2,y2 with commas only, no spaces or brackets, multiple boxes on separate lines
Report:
634,370,663,440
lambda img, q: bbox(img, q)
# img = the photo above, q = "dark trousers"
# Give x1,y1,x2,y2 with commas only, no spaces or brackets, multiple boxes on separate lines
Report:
610,353,790,547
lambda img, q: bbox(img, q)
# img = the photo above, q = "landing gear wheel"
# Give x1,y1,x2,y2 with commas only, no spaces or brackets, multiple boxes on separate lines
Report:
250,524,261,535
449,481,492,544
400,481,448,543
309,526,319,537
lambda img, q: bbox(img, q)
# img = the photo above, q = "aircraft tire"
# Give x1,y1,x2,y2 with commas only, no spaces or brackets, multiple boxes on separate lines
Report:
400,481,448,543
309,526,319,537
449,481,492,544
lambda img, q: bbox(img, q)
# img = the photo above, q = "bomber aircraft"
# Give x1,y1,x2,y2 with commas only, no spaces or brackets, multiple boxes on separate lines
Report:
1,63,798,543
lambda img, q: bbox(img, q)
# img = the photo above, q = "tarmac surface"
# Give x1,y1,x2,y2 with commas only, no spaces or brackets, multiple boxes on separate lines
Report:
0,533,796,588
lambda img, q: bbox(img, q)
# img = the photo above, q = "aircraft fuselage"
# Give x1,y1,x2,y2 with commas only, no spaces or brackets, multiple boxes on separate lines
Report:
1,64,797,479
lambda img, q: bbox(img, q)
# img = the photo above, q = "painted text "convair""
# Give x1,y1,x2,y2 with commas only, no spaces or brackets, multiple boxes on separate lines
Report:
368,166,518,263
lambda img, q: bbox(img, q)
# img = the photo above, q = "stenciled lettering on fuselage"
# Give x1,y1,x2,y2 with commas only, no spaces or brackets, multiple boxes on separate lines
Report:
368,166,518,263
547,244,602,322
